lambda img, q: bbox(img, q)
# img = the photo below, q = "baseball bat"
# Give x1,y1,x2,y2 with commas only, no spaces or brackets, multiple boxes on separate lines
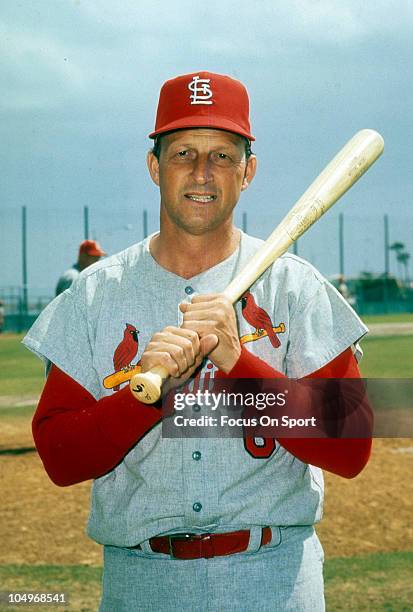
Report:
130,128,384,404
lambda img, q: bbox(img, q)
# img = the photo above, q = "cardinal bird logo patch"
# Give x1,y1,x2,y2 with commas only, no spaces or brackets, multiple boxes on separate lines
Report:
103,323,141,391
240,292,285,348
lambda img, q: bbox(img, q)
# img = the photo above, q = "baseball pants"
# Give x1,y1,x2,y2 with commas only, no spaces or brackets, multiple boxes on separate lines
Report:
99,525,325,611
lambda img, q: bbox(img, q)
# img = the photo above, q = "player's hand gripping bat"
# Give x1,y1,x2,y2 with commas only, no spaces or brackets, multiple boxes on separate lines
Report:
130,129,384,404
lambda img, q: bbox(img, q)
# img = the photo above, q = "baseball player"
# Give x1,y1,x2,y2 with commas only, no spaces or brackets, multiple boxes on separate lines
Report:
24,72,372,611
55,239,106,296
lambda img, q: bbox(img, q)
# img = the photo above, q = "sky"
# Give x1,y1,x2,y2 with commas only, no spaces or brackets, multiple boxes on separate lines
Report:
1,0,412,299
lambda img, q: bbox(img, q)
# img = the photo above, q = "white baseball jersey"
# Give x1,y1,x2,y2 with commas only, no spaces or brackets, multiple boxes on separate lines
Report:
23,231,367,547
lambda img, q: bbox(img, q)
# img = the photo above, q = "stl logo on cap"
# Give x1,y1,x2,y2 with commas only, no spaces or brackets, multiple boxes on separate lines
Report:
188,75,213,105
149,71,255,141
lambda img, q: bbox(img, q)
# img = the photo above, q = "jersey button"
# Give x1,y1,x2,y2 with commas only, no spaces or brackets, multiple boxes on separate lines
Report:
192,502,202,512
185,286,194,295
192,451,201,461
193,404,201,412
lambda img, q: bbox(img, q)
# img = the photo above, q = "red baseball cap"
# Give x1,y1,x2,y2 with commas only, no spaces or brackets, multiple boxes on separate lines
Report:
79,240,106,257
149,71,255,141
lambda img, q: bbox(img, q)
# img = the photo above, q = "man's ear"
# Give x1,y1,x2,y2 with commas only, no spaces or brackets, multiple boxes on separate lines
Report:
147,151,160,186
241,155,257,191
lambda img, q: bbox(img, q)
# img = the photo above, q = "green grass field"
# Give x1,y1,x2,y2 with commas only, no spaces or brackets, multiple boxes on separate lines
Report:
0,334,44,398
324,551,413,610
360,335,413,377
362,313,413,324
1,325,412,610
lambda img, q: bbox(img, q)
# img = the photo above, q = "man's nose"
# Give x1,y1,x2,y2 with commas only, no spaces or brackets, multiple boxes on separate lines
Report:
191,154,212,184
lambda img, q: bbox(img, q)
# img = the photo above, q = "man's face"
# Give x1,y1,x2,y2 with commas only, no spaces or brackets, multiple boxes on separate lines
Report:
147,129,256,235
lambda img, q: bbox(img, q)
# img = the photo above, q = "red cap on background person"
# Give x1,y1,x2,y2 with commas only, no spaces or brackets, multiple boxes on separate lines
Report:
79,240,106,257
149,71,255,141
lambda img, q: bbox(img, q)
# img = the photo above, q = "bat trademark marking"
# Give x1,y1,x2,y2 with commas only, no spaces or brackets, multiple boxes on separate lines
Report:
347,155,367,180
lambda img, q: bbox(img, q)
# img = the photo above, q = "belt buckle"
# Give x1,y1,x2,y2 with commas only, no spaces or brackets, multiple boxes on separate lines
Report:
168,533,196,558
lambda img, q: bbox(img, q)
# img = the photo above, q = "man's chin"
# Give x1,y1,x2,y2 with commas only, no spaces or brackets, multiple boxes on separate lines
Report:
172,215,224,236
180,223,218,236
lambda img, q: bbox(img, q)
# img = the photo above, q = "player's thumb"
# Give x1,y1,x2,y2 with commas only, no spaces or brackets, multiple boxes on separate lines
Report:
200,334,218,356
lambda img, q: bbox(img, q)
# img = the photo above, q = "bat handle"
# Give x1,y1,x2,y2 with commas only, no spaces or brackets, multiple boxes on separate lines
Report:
130,365,168,404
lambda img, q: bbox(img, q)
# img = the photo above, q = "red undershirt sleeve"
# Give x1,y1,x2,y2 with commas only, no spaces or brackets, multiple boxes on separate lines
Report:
219,346,373,478
34,347,373,487
32,365,162,486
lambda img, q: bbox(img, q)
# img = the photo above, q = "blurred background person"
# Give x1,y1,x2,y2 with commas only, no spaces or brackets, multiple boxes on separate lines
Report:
337,274,356,307
338,274,350,300
55,240,106,296
0,300,5,333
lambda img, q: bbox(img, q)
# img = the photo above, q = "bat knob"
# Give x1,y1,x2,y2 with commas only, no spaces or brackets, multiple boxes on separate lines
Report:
129,366,168,404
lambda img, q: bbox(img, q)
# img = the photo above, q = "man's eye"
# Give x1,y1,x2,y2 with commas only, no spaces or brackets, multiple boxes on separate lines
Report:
170,149,196,164
172,150,194,161
211,151,235,167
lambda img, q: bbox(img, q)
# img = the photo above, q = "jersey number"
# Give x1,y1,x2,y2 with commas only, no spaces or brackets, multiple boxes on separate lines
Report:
244,436,277,459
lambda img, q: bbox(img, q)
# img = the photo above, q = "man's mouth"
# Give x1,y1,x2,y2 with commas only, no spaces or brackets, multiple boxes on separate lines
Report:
184,193,217,203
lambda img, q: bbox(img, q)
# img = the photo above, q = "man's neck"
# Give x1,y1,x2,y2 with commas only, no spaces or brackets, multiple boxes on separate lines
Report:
149,225,241,279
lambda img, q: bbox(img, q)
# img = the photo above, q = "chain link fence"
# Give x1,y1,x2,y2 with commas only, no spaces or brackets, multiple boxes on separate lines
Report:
1,207,412,332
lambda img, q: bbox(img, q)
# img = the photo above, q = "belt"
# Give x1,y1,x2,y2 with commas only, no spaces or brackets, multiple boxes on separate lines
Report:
133,527,272,560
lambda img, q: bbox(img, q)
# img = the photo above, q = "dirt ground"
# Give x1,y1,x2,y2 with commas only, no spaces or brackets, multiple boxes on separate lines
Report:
1,417,412,566
368,322,413,336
